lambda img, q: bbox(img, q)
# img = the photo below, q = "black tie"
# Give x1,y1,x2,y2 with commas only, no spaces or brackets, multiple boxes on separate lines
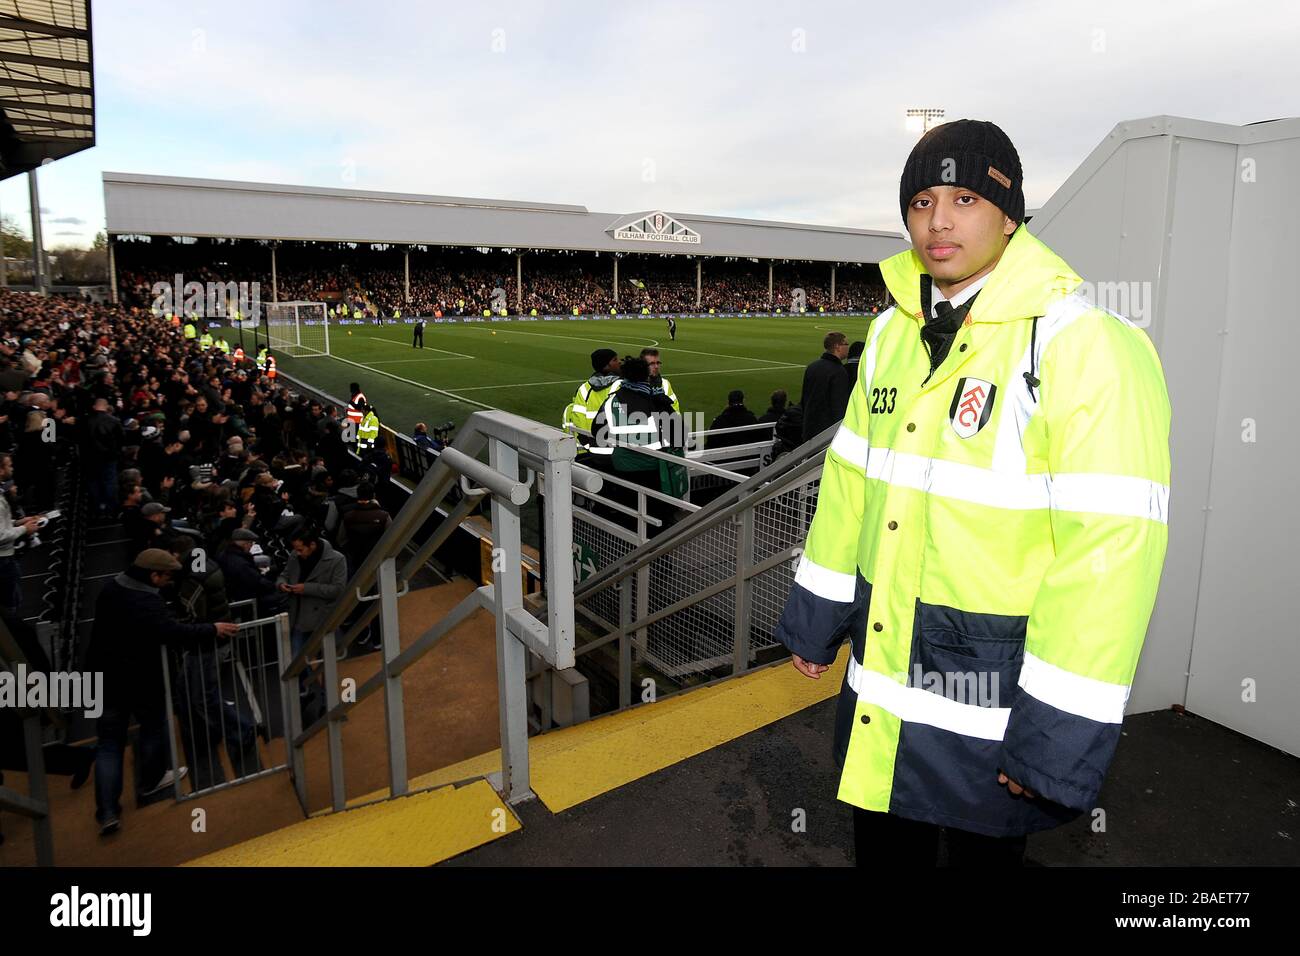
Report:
920,297,975,383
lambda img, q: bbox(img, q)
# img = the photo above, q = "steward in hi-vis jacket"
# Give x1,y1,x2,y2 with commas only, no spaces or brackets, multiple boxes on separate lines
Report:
777,120,1171,852
563,348,622,461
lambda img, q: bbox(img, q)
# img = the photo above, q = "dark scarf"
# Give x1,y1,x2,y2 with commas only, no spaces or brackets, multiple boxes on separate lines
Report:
920,274,980,385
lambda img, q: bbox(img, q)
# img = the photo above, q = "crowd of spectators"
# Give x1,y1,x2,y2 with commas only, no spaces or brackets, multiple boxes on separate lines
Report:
0,286,408,836
114,240,891,318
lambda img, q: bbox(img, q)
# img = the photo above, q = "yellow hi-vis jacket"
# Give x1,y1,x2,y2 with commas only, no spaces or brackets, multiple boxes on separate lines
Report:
563,374,621,456
183,323,197,340
775,224,1171,836
658,375,680,414
199,332,213,349
358,411,380,449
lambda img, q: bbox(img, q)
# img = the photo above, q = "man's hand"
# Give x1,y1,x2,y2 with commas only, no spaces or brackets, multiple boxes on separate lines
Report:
997,772,1037,799
279,583,304,595
791,653,831,679
214,621,239,640
19,516,41,534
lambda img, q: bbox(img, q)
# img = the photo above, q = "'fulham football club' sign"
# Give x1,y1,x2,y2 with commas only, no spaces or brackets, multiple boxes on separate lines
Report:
949,377,997,439
611,211,701,245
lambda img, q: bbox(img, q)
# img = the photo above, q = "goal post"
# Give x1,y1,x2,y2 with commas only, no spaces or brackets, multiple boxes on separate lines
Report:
264,301,330,357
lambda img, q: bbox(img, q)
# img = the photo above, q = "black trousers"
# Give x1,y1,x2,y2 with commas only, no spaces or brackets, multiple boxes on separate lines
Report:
412,326,424,348
853,807,1027,867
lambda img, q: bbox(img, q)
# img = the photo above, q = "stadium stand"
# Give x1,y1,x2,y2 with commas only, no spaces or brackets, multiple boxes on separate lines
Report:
112,238,890,318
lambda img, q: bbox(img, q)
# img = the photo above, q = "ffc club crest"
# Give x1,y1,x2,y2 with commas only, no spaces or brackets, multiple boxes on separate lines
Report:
949,377,997,439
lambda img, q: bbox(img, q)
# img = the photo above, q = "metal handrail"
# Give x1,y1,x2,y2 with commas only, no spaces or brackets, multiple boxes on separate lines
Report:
283,408,574,680
570,422,835,602
277,407,581,811
570,425,748,482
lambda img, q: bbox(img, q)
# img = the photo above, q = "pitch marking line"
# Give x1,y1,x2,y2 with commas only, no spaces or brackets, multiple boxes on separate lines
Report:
454,363,804,392
463,326,790,368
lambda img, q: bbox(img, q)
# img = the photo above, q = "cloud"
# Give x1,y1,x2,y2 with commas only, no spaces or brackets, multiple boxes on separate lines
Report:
50,0,1300,239
50,217,85,225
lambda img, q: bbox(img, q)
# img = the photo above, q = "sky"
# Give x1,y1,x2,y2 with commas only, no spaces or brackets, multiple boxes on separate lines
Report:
5,0,1297,249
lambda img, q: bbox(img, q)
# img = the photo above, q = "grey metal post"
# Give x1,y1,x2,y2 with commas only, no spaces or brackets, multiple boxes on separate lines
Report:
271,244,278,303
490,437,531,802
321,630,346,812
619,580,632,709
377,556,409,797
542,454,576,671
107,237,116,302
404,246,411,303
696,259,702,309
613,255,619,306
28,171,45,295
536,649,553,732
158,645,185,801
22,714,52,865
767,261,773,309
538,451,575,730
516,252,523,312
732,509,754,675
830,264,836,306
277,614,308,815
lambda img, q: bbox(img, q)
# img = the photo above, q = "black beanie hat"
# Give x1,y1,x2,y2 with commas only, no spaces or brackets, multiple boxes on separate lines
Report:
899,119,1024,225
591,348,618,373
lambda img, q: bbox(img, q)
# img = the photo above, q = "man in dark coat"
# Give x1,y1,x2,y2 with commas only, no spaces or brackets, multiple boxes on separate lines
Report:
82,397,124,518
86,549,238,835
799,331,852,443
163,532,261,788
337,484,392,654
707,390,760,450
338,482,391,574
757,389,788,426
277,525,348,687
215,528,282,612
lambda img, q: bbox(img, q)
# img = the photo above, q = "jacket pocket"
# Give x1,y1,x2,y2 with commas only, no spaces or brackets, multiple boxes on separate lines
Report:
914,626,1023,709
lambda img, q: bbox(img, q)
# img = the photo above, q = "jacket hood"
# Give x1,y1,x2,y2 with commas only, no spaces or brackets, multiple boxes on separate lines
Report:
879,224,1083,326
589,373,621,389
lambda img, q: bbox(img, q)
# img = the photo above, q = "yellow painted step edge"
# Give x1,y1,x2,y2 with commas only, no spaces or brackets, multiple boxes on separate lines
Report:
184,779,520,867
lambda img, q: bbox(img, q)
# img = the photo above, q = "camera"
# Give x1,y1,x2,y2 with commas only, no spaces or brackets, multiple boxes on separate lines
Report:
432,420,455,446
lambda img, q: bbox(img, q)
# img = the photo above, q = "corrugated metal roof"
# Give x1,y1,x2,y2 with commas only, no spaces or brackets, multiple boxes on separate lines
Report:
0,0,94,178
103,171,908,263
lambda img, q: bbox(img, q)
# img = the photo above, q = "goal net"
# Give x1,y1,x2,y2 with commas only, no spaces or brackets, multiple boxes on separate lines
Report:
265,301,329,357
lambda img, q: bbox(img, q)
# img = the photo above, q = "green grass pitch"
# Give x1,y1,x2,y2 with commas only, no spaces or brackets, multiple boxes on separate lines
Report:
274,314,875,436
